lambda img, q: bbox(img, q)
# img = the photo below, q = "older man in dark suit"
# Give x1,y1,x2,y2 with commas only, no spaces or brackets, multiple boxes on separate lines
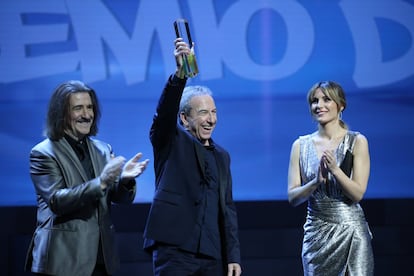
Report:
25,80,149,276
143,38,242,276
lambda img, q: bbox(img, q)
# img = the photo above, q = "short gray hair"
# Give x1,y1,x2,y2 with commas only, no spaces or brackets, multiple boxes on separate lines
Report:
179,85,213,115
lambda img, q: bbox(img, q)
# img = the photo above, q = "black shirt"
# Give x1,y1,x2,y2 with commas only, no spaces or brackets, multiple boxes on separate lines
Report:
180,143,222,259
64,134,106,265
64,134,95,179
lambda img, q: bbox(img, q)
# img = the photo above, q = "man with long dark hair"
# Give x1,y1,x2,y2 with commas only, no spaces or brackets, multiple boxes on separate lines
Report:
25,80,149,276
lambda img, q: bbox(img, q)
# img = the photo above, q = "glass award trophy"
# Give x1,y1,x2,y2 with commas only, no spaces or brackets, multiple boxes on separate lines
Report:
174,18,199,78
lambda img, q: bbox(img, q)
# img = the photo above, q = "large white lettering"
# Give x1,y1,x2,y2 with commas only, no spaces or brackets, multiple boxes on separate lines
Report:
340,0,414,87
0,0,413,88
0,1,77,82
215,0,313,81
66,0,183,84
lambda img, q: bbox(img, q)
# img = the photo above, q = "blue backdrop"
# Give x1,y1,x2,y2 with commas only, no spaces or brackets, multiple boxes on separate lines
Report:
1,0,413,206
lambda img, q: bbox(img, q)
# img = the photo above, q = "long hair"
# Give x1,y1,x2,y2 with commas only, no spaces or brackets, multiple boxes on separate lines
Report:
45,80,101,141
307,80,348,129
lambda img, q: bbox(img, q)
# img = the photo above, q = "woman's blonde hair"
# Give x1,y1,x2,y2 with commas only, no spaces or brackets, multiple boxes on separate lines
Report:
307,81,347,129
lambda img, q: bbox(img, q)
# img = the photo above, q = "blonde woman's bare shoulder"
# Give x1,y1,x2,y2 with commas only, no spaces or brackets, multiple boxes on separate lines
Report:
353,132,369,153
355,132,368,143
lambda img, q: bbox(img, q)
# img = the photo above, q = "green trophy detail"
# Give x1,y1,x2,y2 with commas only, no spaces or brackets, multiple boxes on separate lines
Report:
174,18,199,78
184,53,199,78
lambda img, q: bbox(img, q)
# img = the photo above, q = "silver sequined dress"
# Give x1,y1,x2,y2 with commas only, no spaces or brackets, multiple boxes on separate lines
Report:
299,131,374,275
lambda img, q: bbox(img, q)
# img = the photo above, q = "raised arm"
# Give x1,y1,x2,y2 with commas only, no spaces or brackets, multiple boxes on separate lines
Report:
149,38,189,149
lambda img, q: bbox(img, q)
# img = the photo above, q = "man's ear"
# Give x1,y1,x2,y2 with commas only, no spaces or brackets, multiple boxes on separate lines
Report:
180,112,188,127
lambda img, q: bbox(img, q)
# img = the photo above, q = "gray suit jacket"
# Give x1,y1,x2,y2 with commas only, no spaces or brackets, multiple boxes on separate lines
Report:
25,137,136,276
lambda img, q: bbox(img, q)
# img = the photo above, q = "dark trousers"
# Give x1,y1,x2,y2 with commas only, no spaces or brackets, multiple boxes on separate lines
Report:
153,245,224,276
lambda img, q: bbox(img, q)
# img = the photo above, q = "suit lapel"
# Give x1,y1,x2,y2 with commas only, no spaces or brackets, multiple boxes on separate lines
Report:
53,138,89,185
193,141,206,179
86,139,106,179
213,148,227,212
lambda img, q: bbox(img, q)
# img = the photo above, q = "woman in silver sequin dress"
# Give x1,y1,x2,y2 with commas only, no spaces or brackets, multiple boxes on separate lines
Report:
287,81,374,275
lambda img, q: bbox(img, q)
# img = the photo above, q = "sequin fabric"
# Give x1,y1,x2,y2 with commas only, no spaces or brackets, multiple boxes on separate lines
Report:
299,131,374,275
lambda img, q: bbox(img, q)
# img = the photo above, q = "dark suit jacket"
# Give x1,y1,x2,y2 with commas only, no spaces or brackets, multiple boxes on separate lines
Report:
143,75,241,264
25,137,136,276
